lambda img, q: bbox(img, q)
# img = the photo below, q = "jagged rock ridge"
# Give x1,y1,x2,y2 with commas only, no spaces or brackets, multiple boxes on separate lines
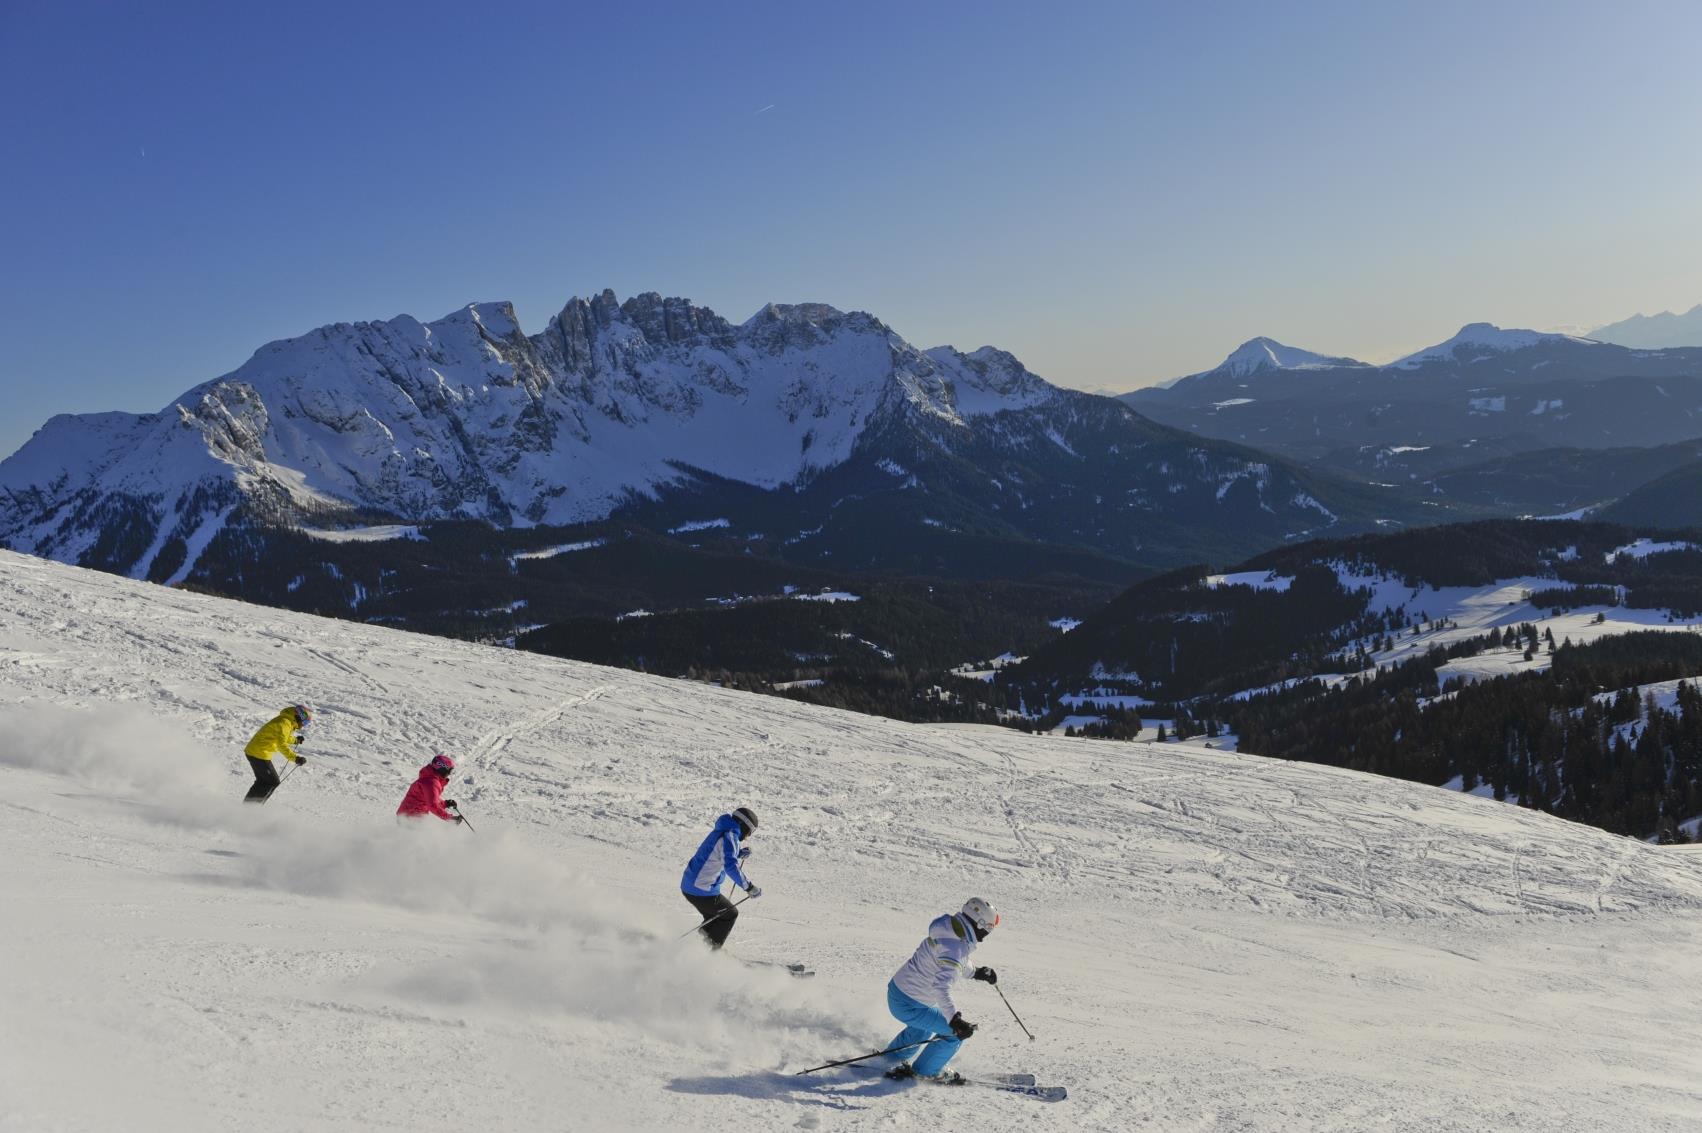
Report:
0,290,1417,587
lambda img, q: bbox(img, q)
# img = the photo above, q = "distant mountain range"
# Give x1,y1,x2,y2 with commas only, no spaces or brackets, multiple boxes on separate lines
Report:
1589,304,1702,349
0,291,1446,619
1123,323,1702,463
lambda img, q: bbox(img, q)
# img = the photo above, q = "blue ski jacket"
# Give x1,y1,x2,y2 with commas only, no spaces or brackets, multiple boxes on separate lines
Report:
681,814,752,897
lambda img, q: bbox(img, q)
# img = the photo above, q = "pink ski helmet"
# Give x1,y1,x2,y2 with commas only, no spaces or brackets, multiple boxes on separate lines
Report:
429,754,456,776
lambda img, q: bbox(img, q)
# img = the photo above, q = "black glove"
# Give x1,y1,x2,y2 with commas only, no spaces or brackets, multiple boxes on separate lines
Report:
949,1013,977,1040
445,800,458,810
293,755,306,766
973,966,997,985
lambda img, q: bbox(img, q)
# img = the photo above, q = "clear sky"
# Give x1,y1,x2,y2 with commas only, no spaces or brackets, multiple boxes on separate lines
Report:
3,0,1700,459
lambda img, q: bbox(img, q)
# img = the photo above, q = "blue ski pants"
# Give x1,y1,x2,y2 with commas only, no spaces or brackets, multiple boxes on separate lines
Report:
886,980,960,1076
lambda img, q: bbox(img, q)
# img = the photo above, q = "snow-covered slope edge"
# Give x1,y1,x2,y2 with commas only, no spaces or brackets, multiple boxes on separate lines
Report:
2,548,1700,1132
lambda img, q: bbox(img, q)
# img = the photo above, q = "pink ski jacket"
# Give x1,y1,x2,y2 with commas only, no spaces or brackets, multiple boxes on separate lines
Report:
396,764,453,820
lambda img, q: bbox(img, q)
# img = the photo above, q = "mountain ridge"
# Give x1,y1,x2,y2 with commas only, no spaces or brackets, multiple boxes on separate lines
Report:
1392,321,1602,368
1122,327,1702,468
1,290,1437,598
1590,303,1702,349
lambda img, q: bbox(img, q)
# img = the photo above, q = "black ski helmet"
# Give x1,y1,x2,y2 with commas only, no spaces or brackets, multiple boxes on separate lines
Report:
732,806,758,837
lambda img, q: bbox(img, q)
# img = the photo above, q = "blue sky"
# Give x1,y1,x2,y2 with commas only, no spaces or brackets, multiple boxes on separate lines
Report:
3,0,1700,458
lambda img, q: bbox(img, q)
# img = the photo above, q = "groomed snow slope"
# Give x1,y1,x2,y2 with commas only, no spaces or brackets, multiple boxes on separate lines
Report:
3,549,1701,1132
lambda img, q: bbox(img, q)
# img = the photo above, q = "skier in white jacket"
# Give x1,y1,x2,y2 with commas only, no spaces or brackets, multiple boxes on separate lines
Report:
883,897,1000,1084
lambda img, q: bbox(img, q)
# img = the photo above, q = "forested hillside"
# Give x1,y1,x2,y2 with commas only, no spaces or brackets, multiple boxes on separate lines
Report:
1228,632,1702,840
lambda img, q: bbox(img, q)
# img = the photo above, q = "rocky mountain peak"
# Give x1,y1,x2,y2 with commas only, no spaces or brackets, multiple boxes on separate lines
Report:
923,345,1054,413
616,292,736,349
746,301,847,326
1,289,1092,555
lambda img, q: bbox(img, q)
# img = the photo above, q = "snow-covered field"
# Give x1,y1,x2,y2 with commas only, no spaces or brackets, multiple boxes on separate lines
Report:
1205,567,1702,690
4,549,1702,1131
1068,566,1702,716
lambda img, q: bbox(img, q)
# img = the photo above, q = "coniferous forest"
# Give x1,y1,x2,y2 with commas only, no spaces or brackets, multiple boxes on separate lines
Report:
1226,632,1702,841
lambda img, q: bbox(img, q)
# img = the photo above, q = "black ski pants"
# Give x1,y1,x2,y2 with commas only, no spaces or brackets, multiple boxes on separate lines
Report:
684,891,738,948
244,756,281,803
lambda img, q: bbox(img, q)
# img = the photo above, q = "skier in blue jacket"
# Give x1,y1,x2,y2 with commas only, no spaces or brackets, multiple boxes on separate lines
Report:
680,806,761,947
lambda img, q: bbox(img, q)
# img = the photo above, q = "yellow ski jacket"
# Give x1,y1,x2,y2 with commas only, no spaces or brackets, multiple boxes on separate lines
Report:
244,711,303,763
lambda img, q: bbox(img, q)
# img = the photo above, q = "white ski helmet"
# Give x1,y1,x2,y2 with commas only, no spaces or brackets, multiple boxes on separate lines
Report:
960,897,999,935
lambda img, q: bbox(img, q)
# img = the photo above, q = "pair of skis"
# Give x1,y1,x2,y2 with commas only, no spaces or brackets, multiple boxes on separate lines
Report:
891,1068,1062,1095
762,960,1065,1100
797,1048,1067,1102
892,1070,1067,1103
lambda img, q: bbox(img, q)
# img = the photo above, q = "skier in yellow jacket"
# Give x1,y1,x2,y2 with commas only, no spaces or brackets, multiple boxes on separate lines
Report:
243,704,312,802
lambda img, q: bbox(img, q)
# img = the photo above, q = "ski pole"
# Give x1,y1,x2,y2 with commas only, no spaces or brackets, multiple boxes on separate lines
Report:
994,983,1035,1041
677,893,752,940
447,801,475,832
794,1035,948,1076
260,762,301,805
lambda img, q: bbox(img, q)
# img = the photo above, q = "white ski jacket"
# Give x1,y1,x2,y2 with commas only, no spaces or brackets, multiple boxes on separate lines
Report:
890,912,979,1018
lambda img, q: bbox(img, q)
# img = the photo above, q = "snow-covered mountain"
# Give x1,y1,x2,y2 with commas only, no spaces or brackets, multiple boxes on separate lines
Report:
4,548,1701,1131
1590,303,1702,349
2,293,1050,535
0,291,1415,595
1392,322,1603,368
1124,321,1702,477
1202,336,1369,378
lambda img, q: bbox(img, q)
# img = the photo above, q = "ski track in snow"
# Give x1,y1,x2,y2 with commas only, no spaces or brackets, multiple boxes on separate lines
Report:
2,548,1702,1131
465,684,613,778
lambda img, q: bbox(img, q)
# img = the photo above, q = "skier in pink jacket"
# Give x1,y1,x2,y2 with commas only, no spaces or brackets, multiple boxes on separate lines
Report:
396,755,464,824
